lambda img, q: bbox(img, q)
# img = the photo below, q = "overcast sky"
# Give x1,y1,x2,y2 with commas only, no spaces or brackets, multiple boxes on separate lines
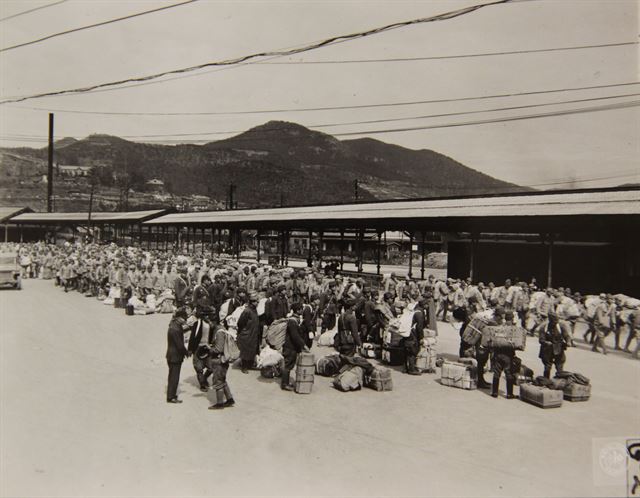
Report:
0,0,638,189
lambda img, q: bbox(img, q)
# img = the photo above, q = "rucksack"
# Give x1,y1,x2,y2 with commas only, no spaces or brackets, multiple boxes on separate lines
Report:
222,329,240,363
397,309,415,337
265,318,288,351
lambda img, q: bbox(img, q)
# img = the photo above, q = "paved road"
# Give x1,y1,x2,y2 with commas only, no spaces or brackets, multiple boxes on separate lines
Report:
1,280,638,497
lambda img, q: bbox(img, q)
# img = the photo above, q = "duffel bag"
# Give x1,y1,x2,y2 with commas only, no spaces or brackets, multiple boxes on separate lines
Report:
333,366,364,392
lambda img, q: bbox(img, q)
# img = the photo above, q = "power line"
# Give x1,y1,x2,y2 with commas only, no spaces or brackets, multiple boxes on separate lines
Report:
8,81,638,116
0,0,68,23
90,92,640,138
331,99,640,137
259,41,639,65
0,0,527,104
0,0,200,53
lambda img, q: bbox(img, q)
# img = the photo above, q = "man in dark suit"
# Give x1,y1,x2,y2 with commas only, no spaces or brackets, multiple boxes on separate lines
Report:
166,306,192,403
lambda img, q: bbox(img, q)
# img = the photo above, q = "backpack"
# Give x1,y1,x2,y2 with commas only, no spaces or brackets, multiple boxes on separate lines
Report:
399,309,416,336
265,318,289,351
222,330,240,363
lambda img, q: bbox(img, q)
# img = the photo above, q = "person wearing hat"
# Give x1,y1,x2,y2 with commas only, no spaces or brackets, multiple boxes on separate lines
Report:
538,311,568,378
271,284,290,321
335,299,361,357
236,292,260,373
281,302,310,391
404,298,426,375
206,320,236,410
173,267,189,307
592,293,611,354
165,306,193,403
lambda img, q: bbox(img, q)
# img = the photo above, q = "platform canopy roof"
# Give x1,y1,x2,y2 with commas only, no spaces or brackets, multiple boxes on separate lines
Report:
0,206,32,223
143,187,640,233
10,209,166,225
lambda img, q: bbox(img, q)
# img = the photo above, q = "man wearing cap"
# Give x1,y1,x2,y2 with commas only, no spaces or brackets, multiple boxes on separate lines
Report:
592,293,611,354
538,312,567,377
165,306,192,403
404,298,426,375
280,302,309,391
236,292,260,373
271,284,289,321
335,299,361,356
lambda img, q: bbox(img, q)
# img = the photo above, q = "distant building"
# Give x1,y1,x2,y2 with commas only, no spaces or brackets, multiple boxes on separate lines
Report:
57,164,92,177
146,178,165,192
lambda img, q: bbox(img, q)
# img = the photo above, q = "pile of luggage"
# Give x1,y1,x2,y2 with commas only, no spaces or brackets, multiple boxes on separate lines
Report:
316,353,394,392
519,371,591,408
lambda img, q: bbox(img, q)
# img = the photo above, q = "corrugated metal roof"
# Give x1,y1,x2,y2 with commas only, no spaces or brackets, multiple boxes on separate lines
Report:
144,189,640,225
11,209,166,223
0,206,31,223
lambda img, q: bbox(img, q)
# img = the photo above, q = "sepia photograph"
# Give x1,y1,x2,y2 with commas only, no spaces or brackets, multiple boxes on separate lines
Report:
0,0,638,497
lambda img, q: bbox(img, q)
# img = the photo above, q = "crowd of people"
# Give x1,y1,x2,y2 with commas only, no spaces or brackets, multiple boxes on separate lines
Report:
4,240,639,407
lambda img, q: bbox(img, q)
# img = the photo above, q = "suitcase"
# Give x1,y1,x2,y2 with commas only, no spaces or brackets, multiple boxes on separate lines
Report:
360,343,382,359
462,317,486,345
383,329,404,348
482,325,527,350
440,360,477,390
563,383,591,402
295,379,313,394
519,383,563,408
416,346,437,373
365,367,393,392
296,352,315,368
125,304,134,316
381,346,405,366
316,354,342,377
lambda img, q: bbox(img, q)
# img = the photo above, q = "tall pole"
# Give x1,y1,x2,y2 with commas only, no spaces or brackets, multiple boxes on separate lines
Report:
87,182,95,239
354,179,359,202
47,113,54,212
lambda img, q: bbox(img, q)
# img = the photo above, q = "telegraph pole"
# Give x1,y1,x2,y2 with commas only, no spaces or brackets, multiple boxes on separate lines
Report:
354,179,359,202
47,113,54,212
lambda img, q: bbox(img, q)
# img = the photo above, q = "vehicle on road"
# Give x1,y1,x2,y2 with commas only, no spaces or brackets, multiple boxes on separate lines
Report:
0,252,21,290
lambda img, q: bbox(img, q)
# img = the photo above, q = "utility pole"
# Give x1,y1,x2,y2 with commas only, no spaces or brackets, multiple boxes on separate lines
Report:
227,183,236,210
47,113,54,212
87,182,95,239
280,192,284,207
354,179,359,202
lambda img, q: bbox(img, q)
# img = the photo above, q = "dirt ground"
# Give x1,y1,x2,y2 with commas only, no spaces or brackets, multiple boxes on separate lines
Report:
1,280,638,498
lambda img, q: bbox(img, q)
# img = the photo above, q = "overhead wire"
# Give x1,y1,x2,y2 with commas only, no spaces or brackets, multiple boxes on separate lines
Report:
7,81,638,116
0,0,529,104
259,41,639,64
0,0,200,53
0,0,68,22
5,96,636,145
63,91,637,138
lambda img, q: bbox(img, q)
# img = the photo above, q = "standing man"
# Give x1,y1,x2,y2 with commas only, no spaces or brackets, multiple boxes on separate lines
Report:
165,307,192,403
404,298,426,375
335,299,361,357
280,302,309,392
538,312,567,377
236,292,261,373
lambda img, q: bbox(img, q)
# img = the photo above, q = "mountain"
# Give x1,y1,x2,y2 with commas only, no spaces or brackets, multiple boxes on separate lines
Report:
0,121,526,209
